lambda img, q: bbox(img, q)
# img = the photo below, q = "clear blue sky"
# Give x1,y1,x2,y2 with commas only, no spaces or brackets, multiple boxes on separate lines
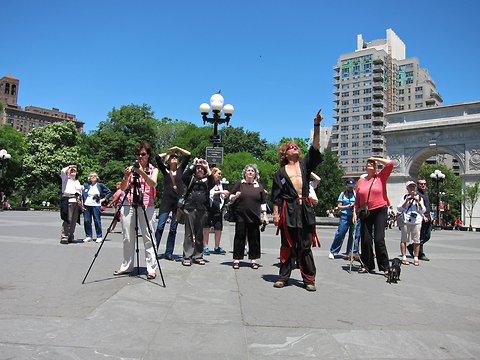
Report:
2,0,479,143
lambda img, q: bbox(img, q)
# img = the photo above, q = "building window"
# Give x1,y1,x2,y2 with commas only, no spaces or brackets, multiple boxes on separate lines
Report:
362,132,371,138
352,107,360,112
363,105,371,111
364,88,372,94
341,100,349,106
352,133,360,139
415,86,423,91
363,97,371,102
353,90,360,96
341,125,349,131
351,142,359,147
415,94,423,99
341,116,349,122
5,83,10,94
341,108,349,114
399,89,404,95
352,166,360,172
352,124,360,130
399,105,405,110
340,150,349,156
363,114,371,120
353,82,360,88
342,84,350,89
341,134,349,139
341,143,348,148
364,80,371,86
363,149,371,154
11,84,16,95
362,123,371,129
341,91,349,97
415,103,423,108
352,150,359,155
352,115,360,121
352,99,360,104
363,141,371,146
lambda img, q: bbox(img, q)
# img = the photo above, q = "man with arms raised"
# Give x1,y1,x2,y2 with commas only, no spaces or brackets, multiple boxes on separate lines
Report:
272,111,323,291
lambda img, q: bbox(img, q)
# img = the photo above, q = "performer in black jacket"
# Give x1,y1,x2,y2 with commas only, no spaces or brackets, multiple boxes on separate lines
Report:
271,111,323,291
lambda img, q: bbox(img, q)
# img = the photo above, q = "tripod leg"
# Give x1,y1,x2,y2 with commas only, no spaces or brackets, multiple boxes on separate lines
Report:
82,193,129,284
140,204,166,287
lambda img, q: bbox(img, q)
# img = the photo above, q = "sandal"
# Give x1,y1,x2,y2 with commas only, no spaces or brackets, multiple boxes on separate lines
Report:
402,259,409,265
251,262,259,269
232,262,240,269
147,272,156,279
113,269,130,276
182,259,192,267
358,267,370,274
414,260,419,266
195,258,206,265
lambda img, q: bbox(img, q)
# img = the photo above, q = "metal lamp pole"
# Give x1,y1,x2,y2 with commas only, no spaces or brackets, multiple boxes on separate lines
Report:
199,92,234,147
430,169,446,227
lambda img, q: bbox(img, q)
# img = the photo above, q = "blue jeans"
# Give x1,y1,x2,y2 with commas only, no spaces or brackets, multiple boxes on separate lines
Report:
84,205,103,238
155,210,178,256
329,215,360,254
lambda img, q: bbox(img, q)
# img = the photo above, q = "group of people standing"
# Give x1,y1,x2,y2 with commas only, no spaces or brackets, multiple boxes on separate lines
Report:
59,109,433,290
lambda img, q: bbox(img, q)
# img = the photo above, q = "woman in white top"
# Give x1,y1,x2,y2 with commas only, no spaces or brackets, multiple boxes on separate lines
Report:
60,165,83,244
397,181,425,266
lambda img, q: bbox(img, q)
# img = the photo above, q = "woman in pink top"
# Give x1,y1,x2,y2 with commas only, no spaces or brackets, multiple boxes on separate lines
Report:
114,142,159,279
354,157,394,275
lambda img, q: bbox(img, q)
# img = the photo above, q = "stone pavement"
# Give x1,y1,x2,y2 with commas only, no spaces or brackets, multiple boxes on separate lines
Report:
0,210,479,359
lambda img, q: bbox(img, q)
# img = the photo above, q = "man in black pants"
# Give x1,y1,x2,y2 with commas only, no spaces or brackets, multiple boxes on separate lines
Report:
408,177,432,261
271,111,323,292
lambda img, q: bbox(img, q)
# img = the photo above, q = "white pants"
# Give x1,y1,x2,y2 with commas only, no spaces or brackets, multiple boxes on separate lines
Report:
119,205,157,273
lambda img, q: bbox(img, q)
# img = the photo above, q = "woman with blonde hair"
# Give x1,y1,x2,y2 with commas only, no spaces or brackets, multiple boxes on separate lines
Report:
82,172,111,243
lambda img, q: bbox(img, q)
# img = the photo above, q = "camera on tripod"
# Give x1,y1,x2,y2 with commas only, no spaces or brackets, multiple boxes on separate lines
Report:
131,160,141,177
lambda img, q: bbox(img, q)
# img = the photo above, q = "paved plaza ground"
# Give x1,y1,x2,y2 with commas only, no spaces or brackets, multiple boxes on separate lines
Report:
0,210,479,359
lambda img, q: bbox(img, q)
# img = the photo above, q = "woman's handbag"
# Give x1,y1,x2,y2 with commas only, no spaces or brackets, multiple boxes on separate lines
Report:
176,197,186,224
223,202,236,222
357,178,375,220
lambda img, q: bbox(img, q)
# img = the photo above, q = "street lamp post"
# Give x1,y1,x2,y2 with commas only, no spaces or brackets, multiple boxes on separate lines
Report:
199,92,234,147
0,149,12,197
430,169,446,228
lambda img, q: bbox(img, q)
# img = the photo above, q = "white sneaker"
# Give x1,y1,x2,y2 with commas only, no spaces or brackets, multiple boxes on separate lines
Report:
95,237,103,243
83,237,92,243
328,252,334,260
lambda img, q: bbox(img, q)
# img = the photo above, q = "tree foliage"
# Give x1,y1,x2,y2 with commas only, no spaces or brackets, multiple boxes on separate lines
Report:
463,181,480,229
15,121,90,205
0,124,25,196
313,150,345,216
220,126,268,159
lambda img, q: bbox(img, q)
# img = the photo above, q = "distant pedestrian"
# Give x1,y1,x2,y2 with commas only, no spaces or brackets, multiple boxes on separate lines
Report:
328,178,361,260
107,181,125,233
203,167,230,255
397,181,425,266
82,173,111,243
60,165,83,244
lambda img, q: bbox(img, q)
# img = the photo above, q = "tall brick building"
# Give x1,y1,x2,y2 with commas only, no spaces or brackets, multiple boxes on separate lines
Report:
0,74,83,135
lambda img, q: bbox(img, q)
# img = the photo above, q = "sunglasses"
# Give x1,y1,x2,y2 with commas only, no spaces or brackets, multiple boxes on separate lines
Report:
287,145,299,150
169,154,178,158
138,152,148,157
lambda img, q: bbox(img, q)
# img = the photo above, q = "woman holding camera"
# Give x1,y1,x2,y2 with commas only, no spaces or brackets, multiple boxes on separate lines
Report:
114,143,159,279
397,181,425,266
354,157,394,275
180,158,214,266
82,173,111,243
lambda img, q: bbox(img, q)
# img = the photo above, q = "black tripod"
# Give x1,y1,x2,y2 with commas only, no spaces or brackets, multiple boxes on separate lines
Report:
82,171,165,286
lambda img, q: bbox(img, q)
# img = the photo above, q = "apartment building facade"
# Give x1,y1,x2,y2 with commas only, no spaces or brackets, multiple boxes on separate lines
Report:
331,29,442,177
0,74,83,135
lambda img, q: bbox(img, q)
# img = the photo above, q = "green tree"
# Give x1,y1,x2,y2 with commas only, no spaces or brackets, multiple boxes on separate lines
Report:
314,150,345,216
418,163,462,223
463,181,480,230
15,121,90,205
84,104,163,188
221,152,275,193
220,126,268,159
0,124,25,197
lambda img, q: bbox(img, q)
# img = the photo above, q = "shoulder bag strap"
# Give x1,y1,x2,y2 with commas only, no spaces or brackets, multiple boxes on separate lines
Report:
365,177,375,208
